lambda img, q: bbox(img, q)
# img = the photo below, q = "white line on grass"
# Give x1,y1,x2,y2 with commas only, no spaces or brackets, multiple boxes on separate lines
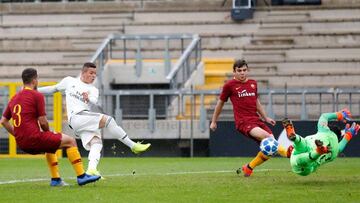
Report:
0,168,287,185
0,178,49,185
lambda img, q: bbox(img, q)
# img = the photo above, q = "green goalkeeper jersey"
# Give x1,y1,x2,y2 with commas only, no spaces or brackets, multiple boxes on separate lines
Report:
290,112,343,175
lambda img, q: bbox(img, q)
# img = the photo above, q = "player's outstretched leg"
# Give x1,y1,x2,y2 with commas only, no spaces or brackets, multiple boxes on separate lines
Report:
131,141,151,154
282,118,296,141
241,164,253,177
237,151,269,177
104,116,151,154
236,164,253,177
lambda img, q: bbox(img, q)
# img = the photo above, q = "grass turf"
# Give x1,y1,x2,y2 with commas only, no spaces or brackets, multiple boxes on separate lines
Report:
0,157,359,203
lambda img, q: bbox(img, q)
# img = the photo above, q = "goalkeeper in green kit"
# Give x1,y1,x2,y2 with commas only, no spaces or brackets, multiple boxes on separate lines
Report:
282,109,360,176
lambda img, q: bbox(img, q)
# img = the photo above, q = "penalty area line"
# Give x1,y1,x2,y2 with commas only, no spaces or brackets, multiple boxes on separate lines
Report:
0,168,287,185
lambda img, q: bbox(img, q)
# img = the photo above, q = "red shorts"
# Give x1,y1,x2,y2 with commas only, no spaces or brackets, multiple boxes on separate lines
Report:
236,119,273,144
16,131,62,155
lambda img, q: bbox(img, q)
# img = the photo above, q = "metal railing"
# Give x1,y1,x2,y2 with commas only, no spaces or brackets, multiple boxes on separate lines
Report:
166,36,201,89
102,87,360,132
265,88,360,120
90,33,201,92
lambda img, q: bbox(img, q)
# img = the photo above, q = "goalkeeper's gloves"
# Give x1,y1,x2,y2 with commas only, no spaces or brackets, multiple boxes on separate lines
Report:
344,122,360,141
336,108,352,122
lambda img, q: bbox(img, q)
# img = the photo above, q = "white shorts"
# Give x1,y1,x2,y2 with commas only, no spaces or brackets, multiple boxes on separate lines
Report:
69,111,104,150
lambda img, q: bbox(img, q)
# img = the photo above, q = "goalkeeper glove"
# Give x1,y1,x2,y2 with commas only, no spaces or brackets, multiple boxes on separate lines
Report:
344,122,360,141
336,108,352,122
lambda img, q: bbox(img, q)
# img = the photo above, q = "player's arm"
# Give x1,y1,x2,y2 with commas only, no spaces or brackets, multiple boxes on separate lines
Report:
338,122,359,153
210,99,225,131
256,99,275,126
0,116,14,135
317,109,352,132
0,105,14,135
38,85,57,94
36,92,49,131
210,83,231,131
38,77,69,94
38,116,50,132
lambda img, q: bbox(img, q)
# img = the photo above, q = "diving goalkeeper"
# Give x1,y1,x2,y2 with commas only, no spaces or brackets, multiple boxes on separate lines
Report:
282,109,359,176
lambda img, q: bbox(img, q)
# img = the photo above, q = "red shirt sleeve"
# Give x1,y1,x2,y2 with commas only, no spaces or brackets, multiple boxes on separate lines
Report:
2,104,12,120
36,92,46,117
219,82,231,102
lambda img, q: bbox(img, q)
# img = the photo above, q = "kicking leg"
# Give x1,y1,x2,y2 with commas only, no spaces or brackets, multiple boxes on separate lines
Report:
238,127,271,177
100,115,151,154
238,151,270,177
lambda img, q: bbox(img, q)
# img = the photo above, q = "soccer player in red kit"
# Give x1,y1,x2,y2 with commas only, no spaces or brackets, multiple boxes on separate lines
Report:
0,68,100,186
210,59,291,177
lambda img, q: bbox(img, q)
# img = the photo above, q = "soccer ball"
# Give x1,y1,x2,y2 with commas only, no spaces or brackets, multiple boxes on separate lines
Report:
259,137,279,156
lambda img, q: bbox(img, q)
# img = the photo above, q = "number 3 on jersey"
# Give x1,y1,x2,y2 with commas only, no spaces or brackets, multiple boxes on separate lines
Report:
13,104,22,127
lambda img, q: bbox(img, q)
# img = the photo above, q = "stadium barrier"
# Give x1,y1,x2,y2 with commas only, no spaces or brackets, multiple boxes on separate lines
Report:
102,87,360,124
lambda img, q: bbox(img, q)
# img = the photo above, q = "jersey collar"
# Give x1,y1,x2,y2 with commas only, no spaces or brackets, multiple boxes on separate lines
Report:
23,86,33,90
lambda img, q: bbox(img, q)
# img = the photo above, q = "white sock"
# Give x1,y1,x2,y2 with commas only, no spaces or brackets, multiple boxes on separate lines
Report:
87,143,102,171
106,118,136,149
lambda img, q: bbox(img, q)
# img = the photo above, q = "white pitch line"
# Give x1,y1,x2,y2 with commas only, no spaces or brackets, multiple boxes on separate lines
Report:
0,178,49,185
0,169,287,185
107,168,287,177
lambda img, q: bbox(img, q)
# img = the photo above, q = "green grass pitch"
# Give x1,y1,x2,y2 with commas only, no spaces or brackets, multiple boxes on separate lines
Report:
0,157,359,203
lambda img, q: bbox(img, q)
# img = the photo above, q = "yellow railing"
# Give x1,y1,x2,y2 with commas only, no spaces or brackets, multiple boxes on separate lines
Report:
0,82,62,158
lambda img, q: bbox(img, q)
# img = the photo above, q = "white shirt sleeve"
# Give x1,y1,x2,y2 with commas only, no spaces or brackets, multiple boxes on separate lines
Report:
37,85,57,94
38,77,70,94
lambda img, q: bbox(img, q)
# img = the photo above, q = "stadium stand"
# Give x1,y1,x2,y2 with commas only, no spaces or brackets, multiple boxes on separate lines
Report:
1,0,360,157
0,0,359,120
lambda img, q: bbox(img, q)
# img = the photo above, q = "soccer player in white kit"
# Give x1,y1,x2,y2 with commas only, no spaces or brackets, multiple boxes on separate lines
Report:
38,62,151,177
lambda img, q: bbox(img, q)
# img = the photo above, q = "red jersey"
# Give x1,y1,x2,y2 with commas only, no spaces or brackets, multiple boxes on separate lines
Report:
220,79,259,124
3,88,46,138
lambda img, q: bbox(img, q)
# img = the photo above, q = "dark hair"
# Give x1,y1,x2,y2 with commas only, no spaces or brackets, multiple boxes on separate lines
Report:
328,124,342,141
21,68,38,84
233,59,248,71
82,62,96,71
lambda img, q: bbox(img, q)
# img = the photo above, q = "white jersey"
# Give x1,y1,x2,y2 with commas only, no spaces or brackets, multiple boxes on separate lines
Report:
39,76,99,121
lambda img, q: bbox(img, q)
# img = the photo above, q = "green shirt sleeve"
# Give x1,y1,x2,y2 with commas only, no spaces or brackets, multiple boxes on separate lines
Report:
317,113,338,133
338,137,348,153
